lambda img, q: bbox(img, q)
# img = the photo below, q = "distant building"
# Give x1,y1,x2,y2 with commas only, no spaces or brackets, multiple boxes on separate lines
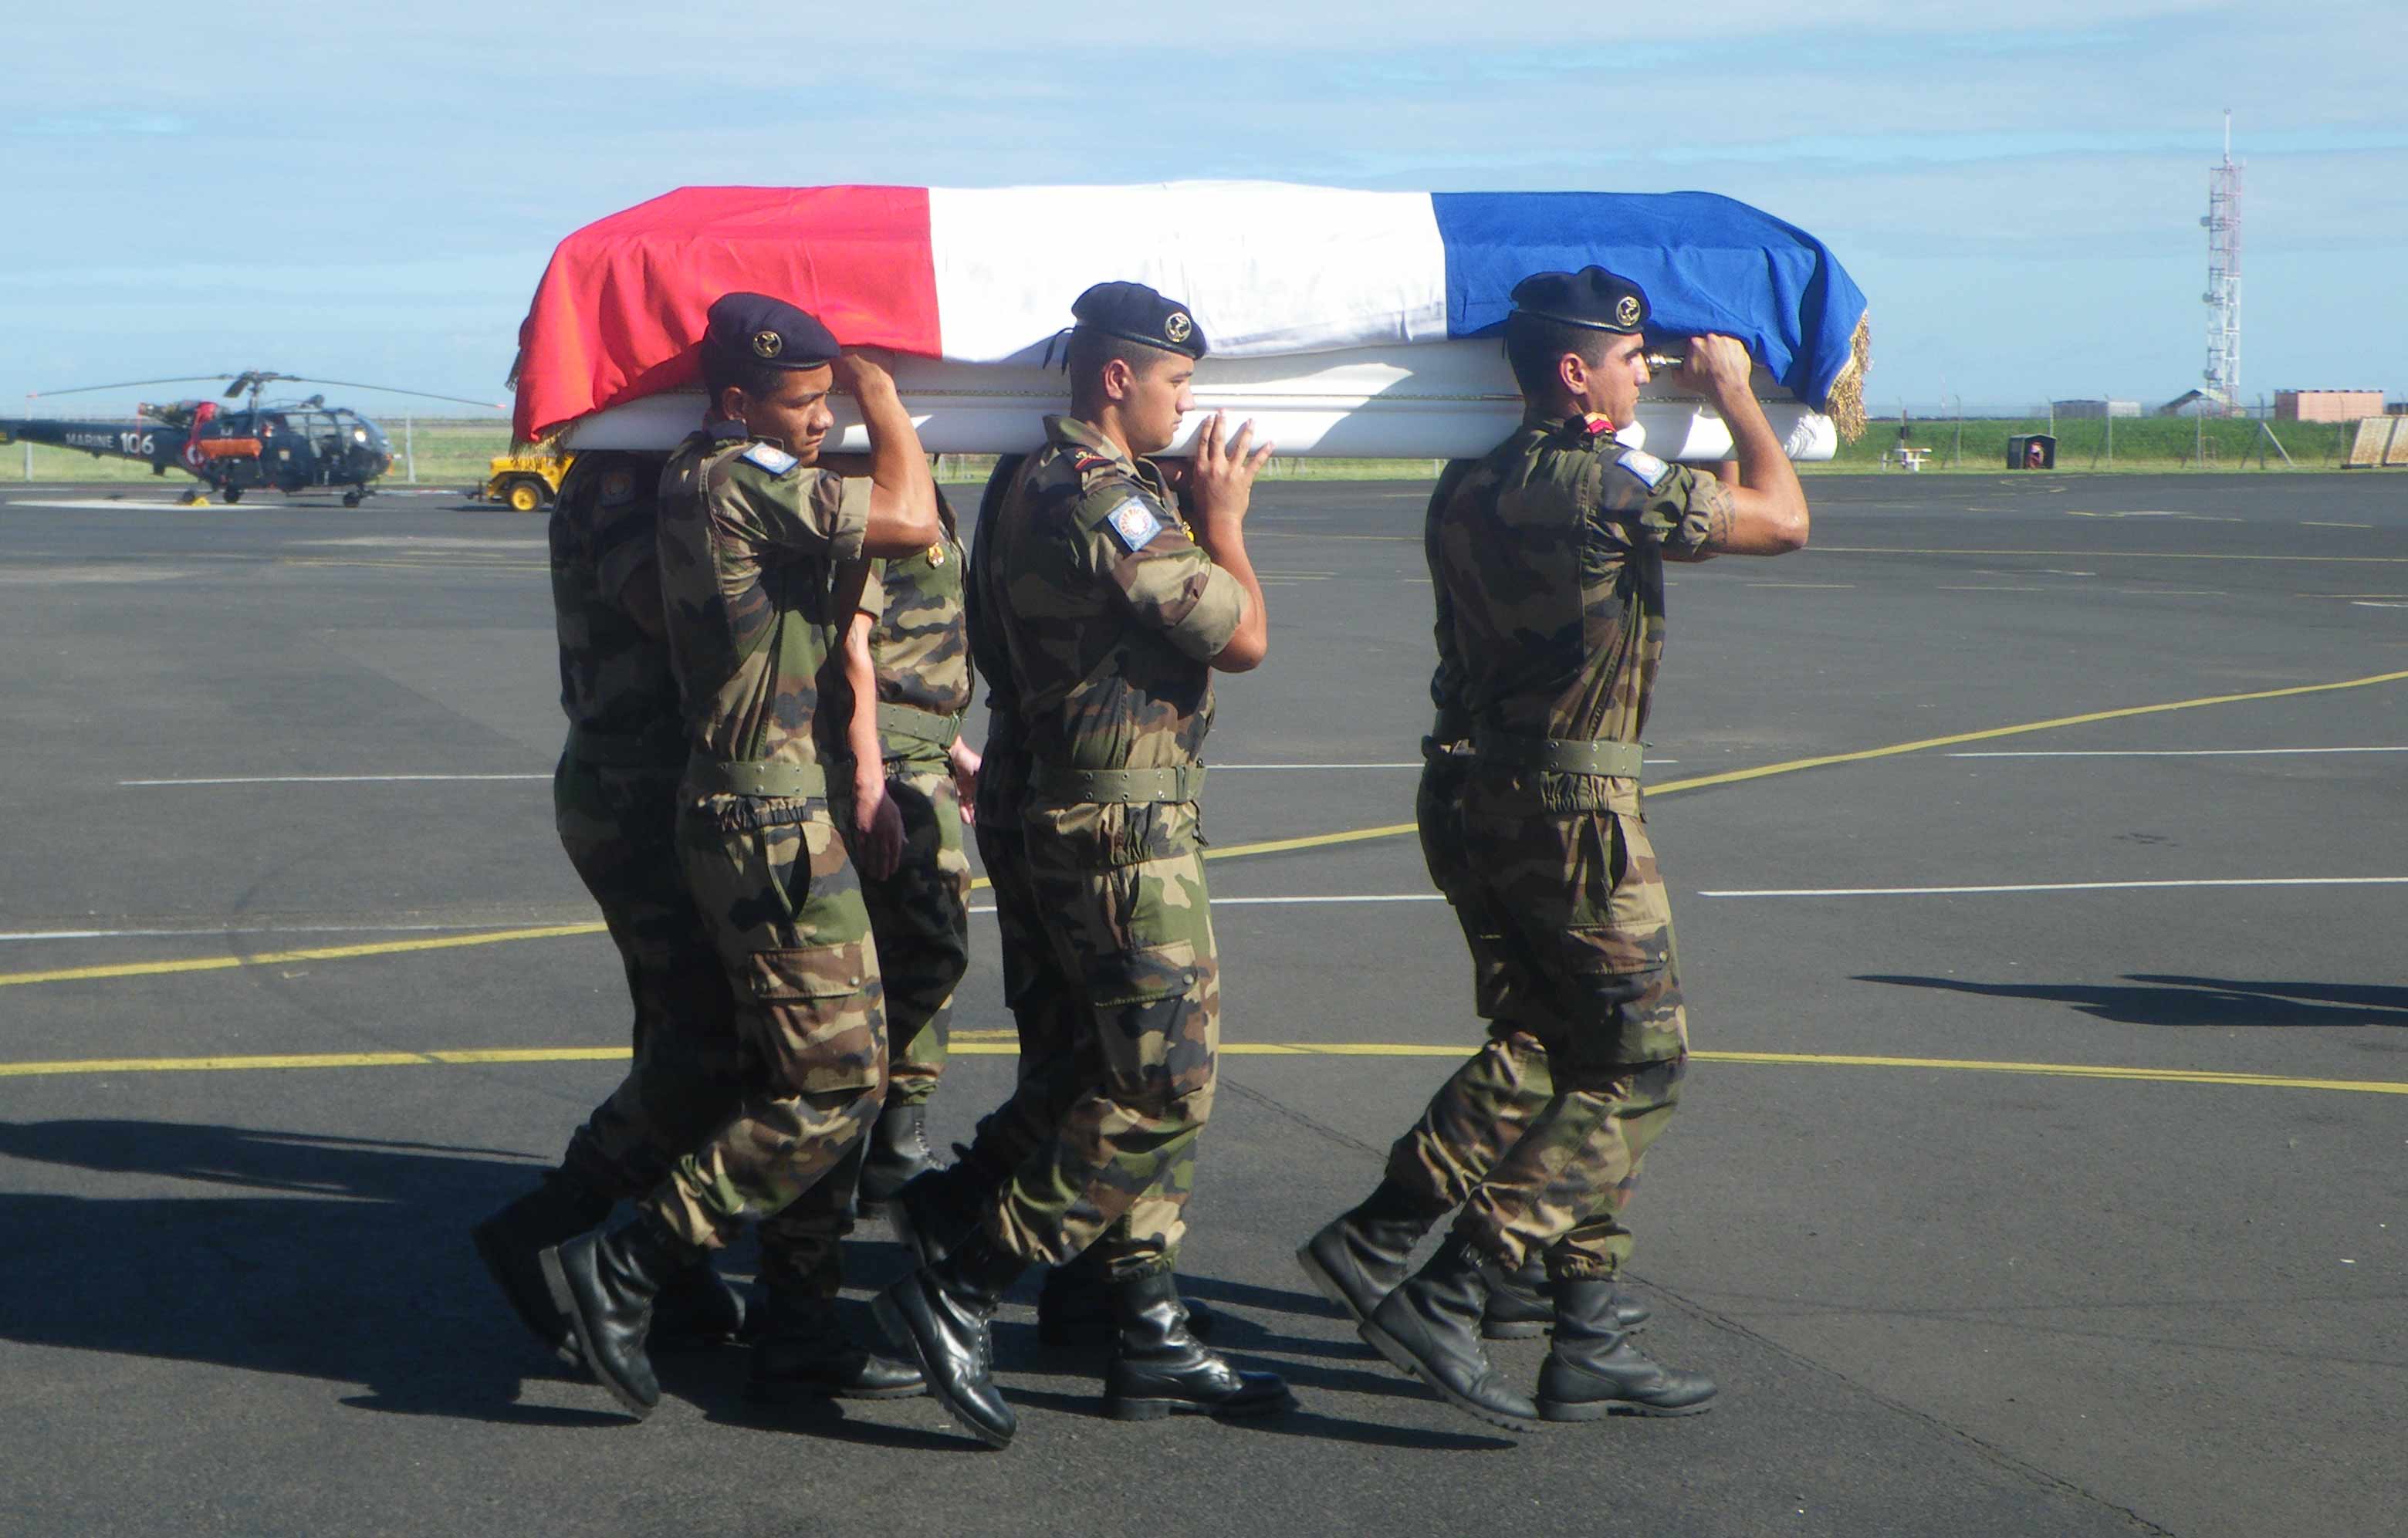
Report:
2157,390,2227,417
2053,399,2142,419
2274,389,2386,422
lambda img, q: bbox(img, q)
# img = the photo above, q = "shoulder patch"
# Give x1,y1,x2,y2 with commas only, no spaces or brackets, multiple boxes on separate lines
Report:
1104,497,1165,553
1615,448,1672,488
740,442,799,476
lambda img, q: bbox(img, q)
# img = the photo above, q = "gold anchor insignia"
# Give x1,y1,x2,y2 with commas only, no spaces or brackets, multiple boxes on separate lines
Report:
1165,312,1193,343
1615,295,1641,328
751,330,783,359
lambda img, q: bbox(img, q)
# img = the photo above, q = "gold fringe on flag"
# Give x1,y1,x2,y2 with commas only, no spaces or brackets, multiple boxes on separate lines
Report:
1822,313,1872,442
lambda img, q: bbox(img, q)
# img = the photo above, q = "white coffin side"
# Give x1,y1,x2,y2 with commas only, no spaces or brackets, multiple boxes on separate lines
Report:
562,340,1835,461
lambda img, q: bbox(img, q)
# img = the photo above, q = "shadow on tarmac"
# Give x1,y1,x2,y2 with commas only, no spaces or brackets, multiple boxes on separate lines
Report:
0,1118,1476,1446
1855,973,2408,1029
0,1117,628,1426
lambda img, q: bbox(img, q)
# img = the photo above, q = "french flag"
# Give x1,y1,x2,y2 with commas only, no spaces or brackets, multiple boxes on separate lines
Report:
511,182,1866,446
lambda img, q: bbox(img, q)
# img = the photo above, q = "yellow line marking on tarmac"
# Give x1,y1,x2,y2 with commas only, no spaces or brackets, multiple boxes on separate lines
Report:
0,923,605,988
9,669,2406,992
1,1042,2397,1096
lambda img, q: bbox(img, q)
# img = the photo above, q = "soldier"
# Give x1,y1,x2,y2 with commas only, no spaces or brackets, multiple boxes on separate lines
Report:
829,483,980,1211
539,292,942,1418
908,451,1223,1354
874,282,1290,1447
1300,266,1808,1431
471,448,749,1358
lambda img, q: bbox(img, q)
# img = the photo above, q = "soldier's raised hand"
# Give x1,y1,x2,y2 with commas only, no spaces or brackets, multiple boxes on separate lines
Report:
1181,411,1274,546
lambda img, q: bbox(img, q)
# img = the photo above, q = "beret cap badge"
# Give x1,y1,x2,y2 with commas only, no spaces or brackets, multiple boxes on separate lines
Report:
1615,294,1642,328
751,330,783,360
1164,312,1193,344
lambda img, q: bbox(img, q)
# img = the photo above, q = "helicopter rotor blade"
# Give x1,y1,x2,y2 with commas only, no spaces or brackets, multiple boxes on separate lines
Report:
273,377,509,411
29,376,237,399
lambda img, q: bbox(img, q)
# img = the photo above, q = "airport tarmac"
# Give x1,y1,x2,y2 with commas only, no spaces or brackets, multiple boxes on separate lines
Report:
1,472,2402,1536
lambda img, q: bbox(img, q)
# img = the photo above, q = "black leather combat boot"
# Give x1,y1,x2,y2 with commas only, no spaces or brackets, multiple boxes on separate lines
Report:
747,1291,926,1404
539,1213,702,1418
472,1172,610,1358
1361,1239,1543,1432
1296,1179,1441,1326
857,1100,941,1215
1038,1250,1219,1348
650,1263,750,1351
888,1165,985,1270
1536,1278,1716,1421
1101,1270,1290,1422
1480,1258,1652,1340
872,1230,1026,1448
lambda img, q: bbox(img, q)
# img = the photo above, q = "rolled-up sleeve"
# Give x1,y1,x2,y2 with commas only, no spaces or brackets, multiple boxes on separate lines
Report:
723,460,867,563
1092,492,1243,662
1599,458,1726,557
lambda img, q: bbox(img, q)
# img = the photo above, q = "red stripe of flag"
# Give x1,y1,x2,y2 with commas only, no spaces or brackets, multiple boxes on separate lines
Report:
512,184,939,443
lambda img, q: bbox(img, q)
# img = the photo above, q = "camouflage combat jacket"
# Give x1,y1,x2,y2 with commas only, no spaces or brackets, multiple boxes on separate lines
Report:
654,422,868,769
1435,416,1724,808
860,509,972,766
549,450,682,769
964,456,1027,827
992,416,1244,774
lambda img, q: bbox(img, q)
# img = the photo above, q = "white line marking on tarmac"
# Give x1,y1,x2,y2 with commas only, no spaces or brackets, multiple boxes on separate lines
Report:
971,893,1446,915
1745,583,1857,589
1949,746,2408,759
2355,601,2408,610
120,763,1677,785
1699,877,2408,898
120,774,548,786
2303,522,2373,529
2,499,214,511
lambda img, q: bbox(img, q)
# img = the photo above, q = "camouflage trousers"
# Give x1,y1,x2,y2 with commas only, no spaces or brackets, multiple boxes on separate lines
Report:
969,798,1220,1276
852,760,972,1108
1403,776,1689,1281
639,790,888,1298
752,763,970,1296
551,754,743,1202
949,812,1198,1279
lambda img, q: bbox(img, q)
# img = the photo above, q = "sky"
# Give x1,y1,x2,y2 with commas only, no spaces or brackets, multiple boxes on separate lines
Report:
4,0,2402,424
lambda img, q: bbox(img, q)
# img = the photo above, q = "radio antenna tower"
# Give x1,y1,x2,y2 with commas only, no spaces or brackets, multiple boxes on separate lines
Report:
2201,110,2242,414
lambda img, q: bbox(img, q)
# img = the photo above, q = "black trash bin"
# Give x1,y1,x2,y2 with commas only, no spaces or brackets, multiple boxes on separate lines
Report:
2006,433,2057,470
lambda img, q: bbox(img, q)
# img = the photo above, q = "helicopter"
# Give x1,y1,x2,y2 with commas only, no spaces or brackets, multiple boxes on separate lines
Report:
0,370,502,505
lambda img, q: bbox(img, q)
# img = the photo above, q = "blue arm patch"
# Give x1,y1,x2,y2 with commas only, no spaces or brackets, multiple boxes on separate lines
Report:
741,442,800,475
1104,497,1165,553
1616,448,1672,488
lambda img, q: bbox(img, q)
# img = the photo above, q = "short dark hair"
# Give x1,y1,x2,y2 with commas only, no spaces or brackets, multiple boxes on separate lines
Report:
1067,327,1182,416
699,346,787,409
1502,313,1615,399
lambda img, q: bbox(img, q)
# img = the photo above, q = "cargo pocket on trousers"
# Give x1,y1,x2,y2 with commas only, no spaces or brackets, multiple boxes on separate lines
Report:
1558,925,1685,1074
1085,941,1209,1107
746,942,883,1097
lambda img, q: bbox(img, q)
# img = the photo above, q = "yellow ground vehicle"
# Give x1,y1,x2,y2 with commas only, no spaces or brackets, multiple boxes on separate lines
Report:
481,449,571,512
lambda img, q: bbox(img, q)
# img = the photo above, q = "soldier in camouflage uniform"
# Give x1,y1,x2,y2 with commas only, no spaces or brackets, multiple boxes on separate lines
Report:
1294,460,1657,1347
823,486,980,1212
895,453,1223,1352
540,292,942,1420
471,448,749,1359
876,282,1289,1447
1303,267,1809,1432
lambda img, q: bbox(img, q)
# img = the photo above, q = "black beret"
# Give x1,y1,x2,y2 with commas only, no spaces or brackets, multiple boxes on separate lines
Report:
1508,266,1650,336
1070,280,1207,360
702,291,842,370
